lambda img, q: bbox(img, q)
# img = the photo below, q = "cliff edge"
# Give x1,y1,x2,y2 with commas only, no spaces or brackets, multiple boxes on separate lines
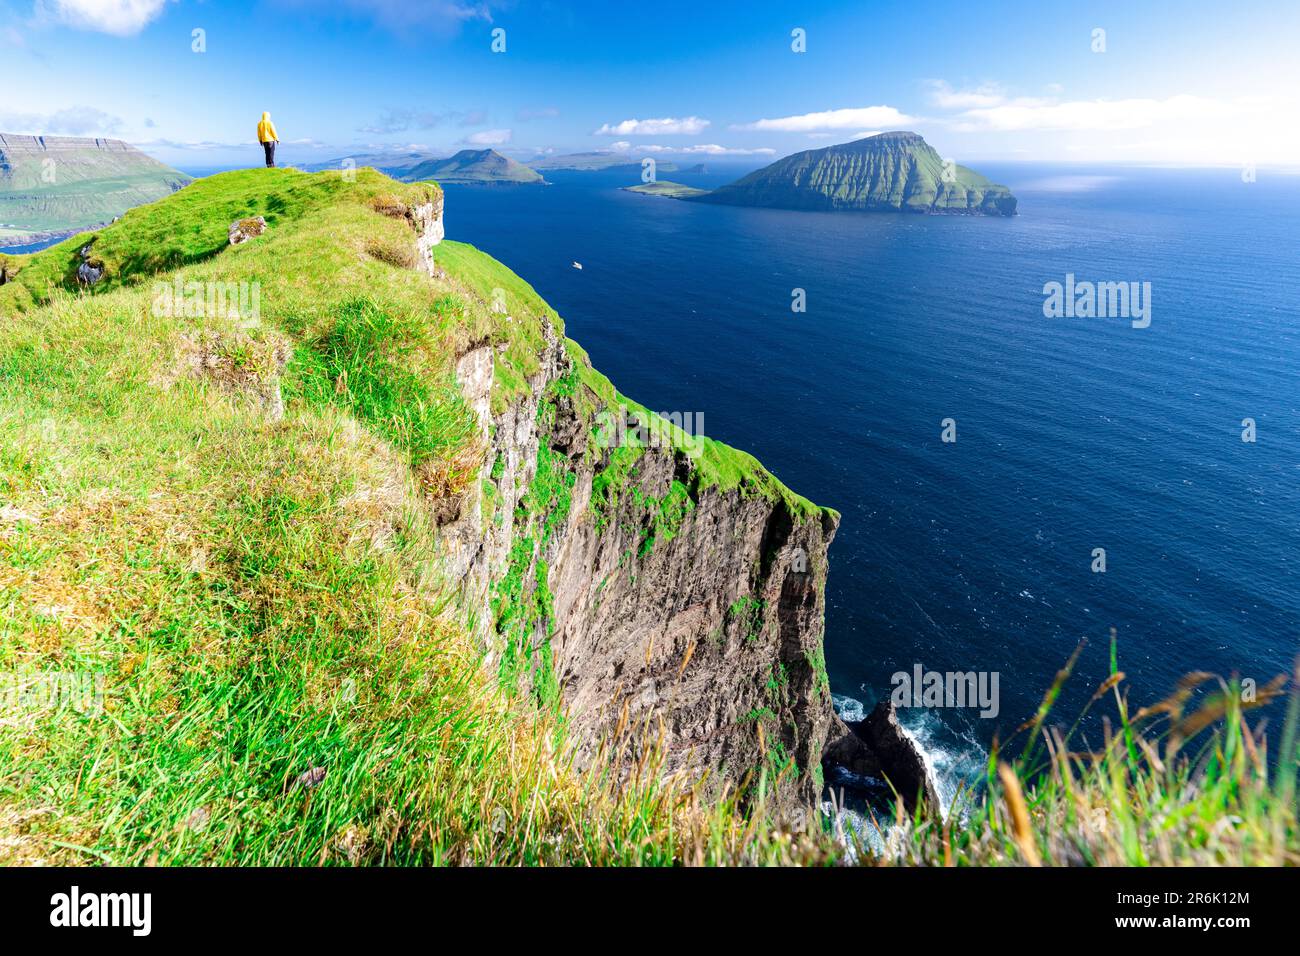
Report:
442,327,840,811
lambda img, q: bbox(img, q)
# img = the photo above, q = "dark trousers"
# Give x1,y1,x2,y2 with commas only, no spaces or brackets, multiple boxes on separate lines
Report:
262,141,276,168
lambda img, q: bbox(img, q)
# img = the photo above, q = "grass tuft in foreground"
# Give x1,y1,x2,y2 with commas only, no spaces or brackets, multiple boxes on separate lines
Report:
864,634,1300,866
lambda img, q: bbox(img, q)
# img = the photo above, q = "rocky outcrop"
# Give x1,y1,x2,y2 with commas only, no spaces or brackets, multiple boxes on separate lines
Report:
425,188,944,820
437,320,839,815
369,187,444,275
228,216,266,245
410,190,444,275
75,241,104,285
823,700,942,817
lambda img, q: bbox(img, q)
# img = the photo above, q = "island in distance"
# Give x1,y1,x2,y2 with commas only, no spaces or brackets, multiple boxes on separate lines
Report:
307,148,544,184
633,132,1017,216
622,180,708,198
308,147,681,183
403,149,544,184
529,151,678,174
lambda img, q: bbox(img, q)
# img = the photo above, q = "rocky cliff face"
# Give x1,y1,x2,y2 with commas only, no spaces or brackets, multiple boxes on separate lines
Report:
411,198,838,811
436,328,839,813
414,190,933,820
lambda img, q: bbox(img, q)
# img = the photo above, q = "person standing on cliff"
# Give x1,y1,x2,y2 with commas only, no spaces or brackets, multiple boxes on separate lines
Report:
257,112,280,168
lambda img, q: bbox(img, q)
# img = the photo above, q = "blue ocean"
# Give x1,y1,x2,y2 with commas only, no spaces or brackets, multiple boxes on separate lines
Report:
439,164,1300,789
0,237,65,255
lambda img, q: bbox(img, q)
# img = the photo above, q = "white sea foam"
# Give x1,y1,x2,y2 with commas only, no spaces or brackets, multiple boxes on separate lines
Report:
823,694,988,856
831,693,865,723
894,707,988,818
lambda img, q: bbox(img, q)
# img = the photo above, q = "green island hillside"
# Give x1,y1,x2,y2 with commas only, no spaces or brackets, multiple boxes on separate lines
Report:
0,168,1294,867
0,134,191,244
690,132,1018,215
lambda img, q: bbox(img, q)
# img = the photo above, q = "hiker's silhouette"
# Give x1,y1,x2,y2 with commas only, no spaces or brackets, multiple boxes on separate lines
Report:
257,112,279,168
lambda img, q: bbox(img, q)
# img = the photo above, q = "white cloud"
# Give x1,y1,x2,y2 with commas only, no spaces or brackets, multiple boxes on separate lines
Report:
924,80,1011,110
0,105,123,135
594,116,710,136
925,80,1300,164
42,0,173,37
926,81,1266,137
358,108,484,134
677,143,774,155
137,138,252,151
950,94,1233,132
464,128,511,145
731,106,916,133
363,142,432,152
611,142,774,156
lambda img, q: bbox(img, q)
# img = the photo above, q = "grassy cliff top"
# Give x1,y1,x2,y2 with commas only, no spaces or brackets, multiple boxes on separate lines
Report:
0,167,838,864
1,166,828,522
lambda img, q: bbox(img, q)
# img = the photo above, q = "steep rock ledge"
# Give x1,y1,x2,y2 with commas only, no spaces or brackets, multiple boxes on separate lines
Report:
437,323,839,813
417,190,933,819
410,190,445,275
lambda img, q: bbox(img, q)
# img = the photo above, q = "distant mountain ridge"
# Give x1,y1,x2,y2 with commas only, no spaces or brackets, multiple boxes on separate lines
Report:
528,151,678,173
307,148,683,181
302,151,430,178
405,149,544,184
691,132,1016,216
307,148,545,184
0,134,191,243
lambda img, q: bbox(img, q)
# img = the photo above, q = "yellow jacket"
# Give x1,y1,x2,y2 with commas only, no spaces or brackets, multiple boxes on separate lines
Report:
257,113,279,143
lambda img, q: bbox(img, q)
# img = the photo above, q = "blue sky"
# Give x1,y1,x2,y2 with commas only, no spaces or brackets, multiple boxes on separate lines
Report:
3,0,1298,169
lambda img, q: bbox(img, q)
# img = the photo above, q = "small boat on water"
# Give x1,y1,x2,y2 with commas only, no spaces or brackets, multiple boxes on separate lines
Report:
572,261,583,270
